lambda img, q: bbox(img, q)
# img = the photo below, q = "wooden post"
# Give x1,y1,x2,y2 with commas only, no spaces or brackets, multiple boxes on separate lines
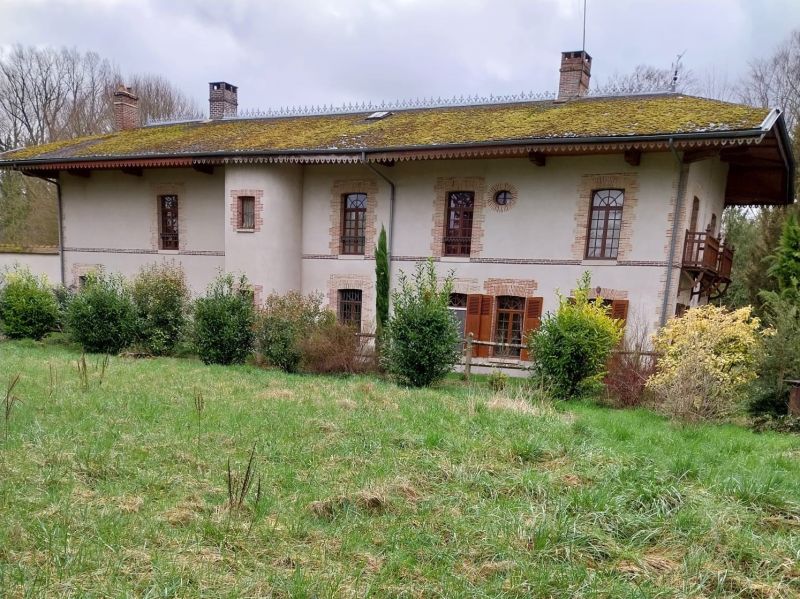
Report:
463,333,473,381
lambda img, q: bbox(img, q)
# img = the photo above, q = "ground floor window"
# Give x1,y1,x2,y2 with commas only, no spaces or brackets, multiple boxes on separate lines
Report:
338,289,362,330
494,295,525,358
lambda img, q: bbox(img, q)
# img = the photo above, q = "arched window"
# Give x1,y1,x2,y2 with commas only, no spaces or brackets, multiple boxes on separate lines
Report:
585,189,624,259
443,191,474,256
341,193,367,254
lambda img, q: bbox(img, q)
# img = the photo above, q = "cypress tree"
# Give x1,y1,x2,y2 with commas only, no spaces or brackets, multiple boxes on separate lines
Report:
375,225,389,336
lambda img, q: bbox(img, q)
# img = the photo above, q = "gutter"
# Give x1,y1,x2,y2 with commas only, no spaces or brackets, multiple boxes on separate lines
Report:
660,138,688,326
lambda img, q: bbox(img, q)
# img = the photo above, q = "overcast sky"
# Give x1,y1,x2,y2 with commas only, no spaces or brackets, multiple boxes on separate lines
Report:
1,0,799,113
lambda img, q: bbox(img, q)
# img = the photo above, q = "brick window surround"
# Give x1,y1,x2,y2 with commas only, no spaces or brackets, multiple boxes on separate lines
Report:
229,189,264,232
327,273,374,333
431,176,486,258
572,173,639,261
329,179,378,256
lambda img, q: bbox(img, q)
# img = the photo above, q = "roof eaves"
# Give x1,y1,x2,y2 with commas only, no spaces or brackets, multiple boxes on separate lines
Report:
0,127,773,170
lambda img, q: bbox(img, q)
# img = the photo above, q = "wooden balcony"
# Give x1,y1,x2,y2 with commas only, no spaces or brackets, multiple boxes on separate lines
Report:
682,229,734,299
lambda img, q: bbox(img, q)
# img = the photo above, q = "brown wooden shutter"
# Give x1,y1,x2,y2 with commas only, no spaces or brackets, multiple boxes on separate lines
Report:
477,295,494,358
465,294,482,356
610,299,629,324
520,297,544,361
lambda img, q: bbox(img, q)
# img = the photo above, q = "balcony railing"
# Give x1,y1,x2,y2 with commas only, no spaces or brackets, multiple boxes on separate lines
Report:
682,229,734,281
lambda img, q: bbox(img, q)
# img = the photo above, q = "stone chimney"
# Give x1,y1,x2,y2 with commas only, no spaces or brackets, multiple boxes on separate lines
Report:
209,82,238,119
558,50,592,99
113,85,139,130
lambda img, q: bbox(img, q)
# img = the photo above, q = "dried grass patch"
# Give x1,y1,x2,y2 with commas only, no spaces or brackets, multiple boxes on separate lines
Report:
116,495,144,514
162,496,206,526
308,490,389,519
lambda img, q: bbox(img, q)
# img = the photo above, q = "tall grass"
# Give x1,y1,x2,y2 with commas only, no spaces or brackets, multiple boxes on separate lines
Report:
0,340,797,597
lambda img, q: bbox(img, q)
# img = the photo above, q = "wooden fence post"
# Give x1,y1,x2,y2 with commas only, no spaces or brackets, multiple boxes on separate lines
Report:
463,333,473,381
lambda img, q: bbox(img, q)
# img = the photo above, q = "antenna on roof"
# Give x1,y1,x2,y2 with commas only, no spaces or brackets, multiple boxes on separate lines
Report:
670,50,686,92
581,0,588,54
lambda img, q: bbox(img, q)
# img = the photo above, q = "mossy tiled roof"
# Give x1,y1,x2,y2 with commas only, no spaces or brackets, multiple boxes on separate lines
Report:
1,94,771,163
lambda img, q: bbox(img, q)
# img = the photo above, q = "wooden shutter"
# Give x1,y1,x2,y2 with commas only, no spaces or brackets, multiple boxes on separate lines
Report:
477,295,494,358
465,294,482,356
610,299,629,324
520,297,544,361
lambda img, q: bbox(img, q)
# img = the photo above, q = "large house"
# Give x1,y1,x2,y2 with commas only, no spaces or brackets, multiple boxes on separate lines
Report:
0,51,794,360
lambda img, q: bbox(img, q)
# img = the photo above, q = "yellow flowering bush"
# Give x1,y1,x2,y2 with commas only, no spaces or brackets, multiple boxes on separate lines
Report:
647,304,765,421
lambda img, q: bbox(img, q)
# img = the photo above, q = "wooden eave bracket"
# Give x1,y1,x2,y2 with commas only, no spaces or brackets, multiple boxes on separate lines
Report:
528,151,546,167
121,167,143,177
192,164,214,175
623,149,641,166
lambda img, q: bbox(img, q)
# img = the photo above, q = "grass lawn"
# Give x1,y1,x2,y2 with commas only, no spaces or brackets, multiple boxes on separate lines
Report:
0,341,798,598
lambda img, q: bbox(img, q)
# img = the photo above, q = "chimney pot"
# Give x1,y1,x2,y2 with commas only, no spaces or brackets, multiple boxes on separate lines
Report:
209,81,238,119
558,50,592,100
113,84,139,130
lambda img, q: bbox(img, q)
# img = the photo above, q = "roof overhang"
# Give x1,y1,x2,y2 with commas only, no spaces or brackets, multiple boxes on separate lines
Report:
3,111,794,205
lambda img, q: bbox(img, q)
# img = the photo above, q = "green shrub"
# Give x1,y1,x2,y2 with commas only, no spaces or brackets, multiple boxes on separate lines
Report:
193,273,254,365
132,262,190,355
254,291,333,373
382,260,460,387
66,272,137,353
0,266,58,340
52,284,74,331
529,272,623,399
749,293,800,416
488,369,508,392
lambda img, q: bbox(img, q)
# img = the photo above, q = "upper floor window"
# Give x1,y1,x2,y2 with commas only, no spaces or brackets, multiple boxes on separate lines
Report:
495,296,525,358
159,194,179,250
338,289,362,330
444,191,474,256
238,196,255,230
586,189,624,259
341,193,367,254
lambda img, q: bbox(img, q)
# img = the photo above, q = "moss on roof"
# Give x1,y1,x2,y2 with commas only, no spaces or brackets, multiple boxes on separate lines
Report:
1,94,770,162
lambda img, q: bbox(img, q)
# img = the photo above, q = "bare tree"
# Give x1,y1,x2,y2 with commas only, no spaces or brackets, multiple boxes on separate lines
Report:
596,62,697,95
0,45,200,247
739,30,800,131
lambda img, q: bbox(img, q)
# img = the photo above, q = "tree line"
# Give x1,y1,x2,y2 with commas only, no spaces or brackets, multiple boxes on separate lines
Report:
0,45,199,247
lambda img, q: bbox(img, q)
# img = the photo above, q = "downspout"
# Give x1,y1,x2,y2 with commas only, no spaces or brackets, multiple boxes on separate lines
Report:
361,151,396,283
47,176,65,288
660,138,687,326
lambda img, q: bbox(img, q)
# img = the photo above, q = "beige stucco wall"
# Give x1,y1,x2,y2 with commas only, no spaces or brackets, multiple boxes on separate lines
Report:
225,164,303,299
0,252,61,283
301,153,681,334
32,151,708,340
60,168,225,293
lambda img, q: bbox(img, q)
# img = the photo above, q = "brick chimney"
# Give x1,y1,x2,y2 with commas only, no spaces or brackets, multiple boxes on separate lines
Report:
209,82,238,119
558,50,592,99
113,85,139,130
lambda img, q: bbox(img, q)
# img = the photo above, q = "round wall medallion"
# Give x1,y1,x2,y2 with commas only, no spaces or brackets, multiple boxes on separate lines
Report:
488,183,518,212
